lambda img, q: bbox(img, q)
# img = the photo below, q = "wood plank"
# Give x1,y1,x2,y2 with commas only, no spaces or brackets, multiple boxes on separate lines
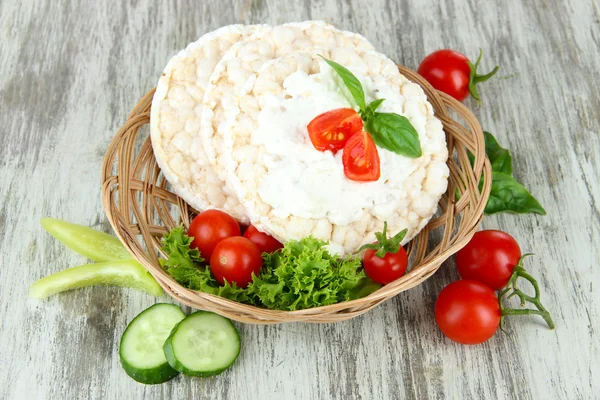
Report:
0,0,597,399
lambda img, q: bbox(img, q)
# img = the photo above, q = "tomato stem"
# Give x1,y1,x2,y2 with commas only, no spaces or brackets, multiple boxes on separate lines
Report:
498,254,555,330
356,222,407,258
467,49,500,103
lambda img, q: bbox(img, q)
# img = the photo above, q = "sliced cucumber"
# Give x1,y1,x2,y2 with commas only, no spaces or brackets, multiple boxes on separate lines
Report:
120,304,186,384
41,218,131,262
163,311,241,377
28,259,163,298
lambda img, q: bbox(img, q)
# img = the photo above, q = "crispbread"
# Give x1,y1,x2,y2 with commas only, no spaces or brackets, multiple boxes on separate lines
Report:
150,24,268,222
201,21,375,181
221,49,449,254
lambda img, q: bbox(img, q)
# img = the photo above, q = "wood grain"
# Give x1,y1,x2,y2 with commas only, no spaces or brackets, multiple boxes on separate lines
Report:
0,0,598,399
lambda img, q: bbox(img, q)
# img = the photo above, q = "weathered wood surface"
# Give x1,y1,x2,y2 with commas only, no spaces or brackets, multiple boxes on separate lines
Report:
0,0,598,399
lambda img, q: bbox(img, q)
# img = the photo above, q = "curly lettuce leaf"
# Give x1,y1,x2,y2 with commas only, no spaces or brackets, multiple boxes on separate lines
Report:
248,236,381,311
159,228,380,310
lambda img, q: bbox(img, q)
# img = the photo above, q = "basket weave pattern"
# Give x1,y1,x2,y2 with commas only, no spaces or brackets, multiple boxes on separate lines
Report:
101,66,491,324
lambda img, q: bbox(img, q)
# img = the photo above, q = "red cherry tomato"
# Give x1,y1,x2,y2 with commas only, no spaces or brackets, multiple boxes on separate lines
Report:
456,230,522,290
307,108,363,153
188,210,240,260
418,50,471,101
342,130,380,182
243,225,284,254
435,280,501,344
417,49,499,102
210,237,263,288
363,247,408,284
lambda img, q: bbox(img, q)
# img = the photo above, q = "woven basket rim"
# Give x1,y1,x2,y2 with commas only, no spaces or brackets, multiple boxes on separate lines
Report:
101,64,492,324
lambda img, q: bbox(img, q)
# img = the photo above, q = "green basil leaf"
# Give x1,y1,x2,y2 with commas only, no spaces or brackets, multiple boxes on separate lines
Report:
367,98,385,113
320,56,366,110
484,131,512,175
485,171,547,215
361,98,385,121
365,112,422,158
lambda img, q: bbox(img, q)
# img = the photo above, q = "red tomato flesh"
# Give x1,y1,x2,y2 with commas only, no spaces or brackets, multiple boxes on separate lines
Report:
210,237,263,288
243,225,283,254
435,280,500,345
417,49,472,101
456,230,522,290
342,130,380,182
188,210,240,260
363,247,408,284
307,108,363,153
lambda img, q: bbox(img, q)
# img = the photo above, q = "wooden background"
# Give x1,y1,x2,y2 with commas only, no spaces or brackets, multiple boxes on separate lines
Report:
1,0,598,399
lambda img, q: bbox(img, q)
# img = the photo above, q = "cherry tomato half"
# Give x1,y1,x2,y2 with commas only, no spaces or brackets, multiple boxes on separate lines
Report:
363,247,408,284
307,108,363,153
243,225,284,254
210,237,263,288
456,230,522,290
342,130,380,182
435,280,500,345
188,210,241,260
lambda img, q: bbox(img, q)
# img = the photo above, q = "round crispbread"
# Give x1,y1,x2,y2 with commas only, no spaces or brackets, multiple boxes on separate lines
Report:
150,24,268,223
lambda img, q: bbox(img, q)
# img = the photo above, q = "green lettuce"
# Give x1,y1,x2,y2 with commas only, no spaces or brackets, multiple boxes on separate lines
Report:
160,227,381,310
247,236,380,310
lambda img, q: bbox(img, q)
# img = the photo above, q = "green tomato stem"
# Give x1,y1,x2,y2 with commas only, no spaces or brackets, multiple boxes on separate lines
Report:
467,49,500,103
498,254,555,330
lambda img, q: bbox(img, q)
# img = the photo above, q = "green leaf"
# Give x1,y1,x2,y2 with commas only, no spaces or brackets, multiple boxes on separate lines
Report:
320,56,366,110
466,132,544,215
484,131,512,175
366,98,385,113
247,236,381,310
361,98,386,121
159,225,203,269
485,172,547,215
159,227,380,310
365,112,422,158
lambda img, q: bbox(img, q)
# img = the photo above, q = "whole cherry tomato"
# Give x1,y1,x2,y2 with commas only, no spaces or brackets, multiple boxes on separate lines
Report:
456,230,522,290
417,49,499,102
363,247,408,284
188,210,240,260
361,223,408,284
243,225,284,254
435,280,501,344
210,237,263,288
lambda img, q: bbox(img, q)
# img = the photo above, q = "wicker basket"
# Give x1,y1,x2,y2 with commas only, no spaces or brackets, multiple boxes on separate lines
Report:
101,66,491,324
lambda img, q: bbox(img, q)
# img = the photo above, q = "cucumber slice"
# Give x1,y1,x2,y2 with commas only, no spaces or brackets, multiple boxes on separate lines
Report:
120,304,186,384
163,311,241,377
41,218,131,262
28,259,163,298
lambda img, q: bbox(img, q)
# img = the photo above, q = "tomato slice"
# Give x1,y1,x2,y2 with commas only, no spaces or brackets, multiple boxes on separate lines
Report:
342,130,380,181
307,108,363,153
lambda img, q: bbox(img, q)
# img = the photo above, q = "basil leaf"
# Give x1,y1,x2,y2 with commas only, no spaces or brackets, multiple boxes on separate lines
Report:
484,131,512,175
320,56,366,110
366,98,385,113
361,98,385,121
485,171,547,215
365,112,422,158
